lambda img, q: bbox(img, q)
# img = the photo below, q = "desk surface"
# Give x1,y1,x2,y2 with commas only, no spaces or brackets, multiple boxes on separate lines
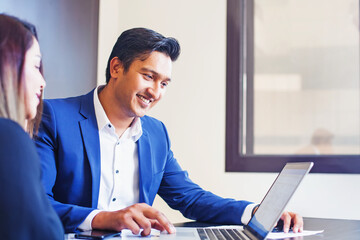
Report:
174,217,360,240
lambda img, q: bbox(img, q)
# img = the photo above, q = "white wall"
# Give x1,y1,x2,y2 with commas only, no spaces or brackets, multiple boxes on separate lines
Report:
98,0,360,223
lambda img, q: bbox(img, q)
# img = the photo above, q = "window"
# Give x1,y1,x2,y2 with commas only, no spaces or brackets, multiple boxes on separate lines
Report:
226,0,360,173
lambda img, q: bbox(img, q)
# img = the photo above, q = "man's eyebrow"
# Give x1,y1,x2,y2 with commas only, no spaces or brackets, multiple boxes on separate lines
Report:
140,67,171,82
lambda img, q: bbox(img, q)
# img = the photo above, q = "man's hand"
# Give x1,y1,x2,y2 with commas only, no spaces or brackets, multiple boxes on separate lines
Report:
279,211,303,233
91,203,176,236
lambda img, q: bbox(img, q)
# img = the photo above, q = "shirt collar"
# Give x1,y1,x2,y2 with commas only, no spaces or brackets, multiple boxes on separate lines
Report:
93,85,142,142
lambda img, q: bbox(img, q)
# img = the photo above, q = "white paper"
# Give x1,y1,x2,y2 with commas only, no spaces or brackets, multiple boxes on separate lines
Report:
205,226,324,239
267,230,324,239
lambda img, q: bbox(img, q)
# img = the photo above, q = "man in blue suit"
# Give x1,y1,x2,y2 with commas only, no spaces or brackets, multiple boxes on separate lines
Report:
35,28,303,235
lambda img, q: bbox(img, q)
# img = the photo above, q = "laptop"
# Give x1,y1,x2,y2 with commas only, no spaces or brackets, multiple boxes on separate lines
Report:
151,161,314,240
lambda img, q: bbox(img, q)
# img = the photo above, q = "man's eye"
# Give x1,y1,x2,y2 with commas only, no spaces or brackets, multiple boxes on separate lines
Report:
161,82,168,87
143,74,153,79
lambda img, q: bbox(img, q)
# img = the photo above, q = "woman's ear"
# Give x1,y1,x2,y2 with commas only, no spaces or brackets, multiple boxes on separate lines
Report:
109,57,123,78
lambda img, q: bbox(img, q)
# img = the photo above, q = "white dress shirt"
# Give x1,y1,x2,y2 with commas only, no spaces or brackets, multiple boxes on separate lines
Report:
78,86,142,230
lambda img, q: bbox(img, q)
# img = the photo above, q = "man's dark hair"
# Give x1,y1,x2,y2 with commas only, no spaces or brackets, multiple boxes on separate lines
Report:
105,28,180,83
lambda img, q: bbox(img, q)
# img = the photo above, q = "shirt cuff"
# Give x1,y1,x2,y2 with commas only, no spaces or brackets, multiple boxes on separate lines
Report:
78,210,103,231
241,203,259,225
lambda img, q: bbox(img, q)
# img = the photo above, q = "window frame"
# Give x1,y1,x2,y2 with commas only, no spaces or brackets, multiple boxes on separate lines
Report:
225,0,360,173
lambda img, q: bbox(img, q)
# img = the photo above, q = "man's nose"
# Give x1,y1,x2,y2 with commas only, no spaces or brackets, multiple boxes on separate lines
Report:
148,82,162,100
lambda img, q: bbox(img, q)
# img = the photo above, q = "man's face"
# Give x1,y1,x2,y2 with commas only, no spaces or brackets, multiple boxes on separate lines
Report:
112,51,172,119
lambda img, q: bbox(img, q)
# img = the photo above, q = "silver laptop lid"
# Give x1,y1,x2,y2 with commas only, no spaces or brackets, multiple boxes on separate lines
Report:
244,162,313,240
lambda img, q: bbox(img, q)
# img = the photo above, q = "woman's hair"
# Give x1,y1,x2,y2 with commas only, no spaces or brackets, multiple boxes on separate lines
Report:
0,14,43,136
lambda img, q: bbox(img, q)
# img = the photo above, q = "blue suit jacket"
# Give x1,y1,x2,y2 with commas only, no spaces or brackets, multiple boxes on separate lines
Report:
35,90,252,233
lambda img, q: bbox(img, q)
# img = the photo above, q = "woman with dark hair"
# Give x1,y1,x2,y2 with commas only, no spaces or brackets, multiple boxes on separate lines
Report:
0,14,64,239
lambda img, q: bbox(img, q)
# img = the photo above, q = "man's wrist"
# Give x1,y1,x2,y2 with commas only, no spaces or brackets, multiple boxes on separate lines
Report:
251,204,260,218
92,210,116,230
241,203,259,225
78,210,103,231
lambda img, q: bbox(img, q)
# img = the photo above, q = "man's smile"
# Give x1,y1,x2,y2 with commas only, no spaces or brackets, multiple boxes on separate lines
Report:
136,94,152,105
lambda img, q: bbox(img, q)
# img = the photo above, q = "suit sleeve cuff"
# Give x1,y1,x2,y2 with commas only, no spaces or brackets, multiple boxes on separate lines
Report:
78,210,103,231
241,203,259,225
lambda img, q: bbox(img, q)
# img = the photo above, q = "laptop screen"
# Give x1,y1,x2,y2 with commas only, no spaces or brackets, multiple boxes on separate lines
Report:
245,162,313,239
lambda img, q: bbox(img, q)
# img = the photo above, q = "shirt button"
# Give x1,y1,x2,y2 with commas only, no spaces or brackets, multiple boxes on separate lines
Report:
112,198,116,202
108,124,111,128
115,170,119,174
116,142,120,145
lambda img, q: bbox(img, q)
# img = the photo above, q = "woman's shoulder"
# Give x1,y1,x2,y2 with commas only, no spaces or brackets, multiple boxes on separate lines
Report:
0,117,22,127
0,118,38,167
0,118,29,143
0,119,64,239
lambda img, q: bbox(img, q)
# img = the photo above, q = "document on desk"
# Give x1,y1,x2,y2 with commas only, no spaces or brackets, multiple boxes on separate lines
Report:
206,225,324,239
267,229,324,239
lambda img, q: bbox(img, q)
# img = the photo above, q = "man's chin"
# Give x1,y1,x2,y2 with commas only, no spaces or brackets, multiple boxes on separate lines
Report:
133,105,153,118
134,111,147,118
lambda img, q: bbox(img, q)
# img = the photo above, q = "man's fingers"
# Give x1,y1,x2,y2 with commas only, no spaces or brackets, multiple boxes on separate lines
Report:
290,212,303,233
150,219,166,232
281,212,291,233
139,221,152,237
93,204,175,235
142,206,175,234
133,215,152,236
123,217,141,235
279,211,304,233
127,203,175,235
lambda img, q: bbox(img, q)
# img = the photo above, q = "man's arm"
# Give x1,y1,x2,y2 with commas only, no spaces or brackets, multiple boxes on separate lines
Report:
158,155,254,225
154,122,253,225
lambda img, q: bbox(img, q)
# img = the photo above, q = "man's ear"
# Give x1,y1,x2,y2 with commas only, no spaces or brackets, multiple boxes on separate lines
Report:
109,57,124,79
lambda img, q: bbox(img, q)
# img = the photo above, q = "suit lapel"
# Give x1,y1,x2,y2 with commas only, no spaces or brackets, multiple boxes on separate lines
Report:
79,90,101,208
138,130,153,204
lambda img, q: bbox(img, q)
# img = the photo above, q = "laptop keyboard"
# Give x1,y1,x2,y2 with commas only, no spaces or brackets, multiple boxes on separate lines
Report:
197,228,248,240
